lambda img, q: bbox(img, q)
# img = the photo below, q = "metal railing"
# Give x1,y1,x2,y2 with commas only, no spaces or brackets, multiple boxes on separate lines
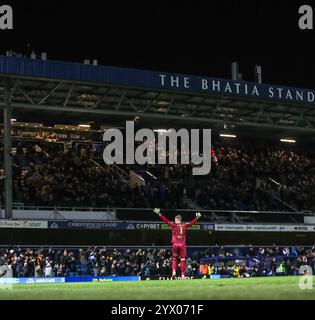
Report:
90,158,129,182
1,204,313,215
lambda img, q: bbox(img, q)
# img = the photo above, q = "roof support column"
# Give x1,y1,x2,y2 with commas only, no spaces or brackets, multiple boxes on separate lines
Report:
3,79,12,219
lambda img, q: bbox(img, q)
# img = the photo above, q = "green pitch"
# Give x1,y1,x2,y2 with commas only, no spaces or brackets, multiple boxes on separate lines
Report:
0,276,314,300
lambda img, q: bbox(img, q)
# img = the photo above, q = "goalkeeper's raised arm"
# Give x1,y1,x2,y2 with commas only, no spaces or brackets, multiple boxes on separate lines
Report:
153,208,173,226
185,212,202,228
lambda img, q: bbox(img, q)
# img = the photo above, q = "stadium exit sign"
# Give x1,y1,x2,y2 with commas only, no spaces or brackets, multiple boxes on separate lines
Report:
0,5,13,30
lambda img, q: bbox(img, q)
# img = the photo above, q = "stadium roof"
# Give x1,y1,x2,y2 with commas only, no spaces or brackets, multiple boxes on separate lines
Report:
0,56,315,141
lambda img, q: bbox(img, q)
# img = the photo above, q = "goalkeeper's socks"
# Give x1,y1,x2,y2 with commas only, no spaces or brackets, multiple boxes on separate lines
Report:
172,259,177,276
180,258,186,276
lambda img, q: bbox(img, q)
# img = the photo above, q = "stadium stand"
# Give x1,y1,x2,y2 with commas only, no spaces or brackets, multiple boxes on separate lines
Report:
0,245,313,279
0,55,315,251
1,139,314,212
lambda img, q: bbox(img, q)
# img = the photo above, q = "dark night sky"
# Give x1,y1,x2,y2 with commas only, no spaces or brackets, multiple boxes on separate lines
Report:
1,0,315,88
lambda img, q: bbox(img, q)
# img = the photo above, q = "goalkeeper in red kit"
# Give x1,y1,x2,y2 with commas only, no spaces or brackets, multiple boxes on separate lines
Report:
153,208,202,279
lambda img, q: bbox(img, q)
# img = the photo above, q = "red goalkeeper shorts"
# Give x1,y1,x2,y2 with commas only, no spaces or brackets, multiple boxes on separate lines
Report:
172,243,187,258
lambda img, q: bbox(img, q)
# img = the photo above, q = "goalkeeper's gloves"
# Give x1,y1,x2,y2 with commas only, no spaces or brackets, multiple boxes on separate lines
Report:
196,212,202,219
153,208,161,215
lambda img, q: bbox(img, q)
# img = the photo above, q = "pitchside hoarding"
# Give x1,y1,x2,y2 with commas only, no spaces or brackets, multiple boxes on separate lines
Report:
214,224,315,232
0,220,47,229
0,276,140,284
0,219,314,233
47,220,209,231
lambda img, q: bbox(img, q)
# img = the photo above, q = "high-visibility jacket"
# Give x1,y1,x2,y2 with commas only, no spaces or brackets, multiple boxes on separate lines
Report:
199,264,209,275
233,265,240,277
209,265,215,275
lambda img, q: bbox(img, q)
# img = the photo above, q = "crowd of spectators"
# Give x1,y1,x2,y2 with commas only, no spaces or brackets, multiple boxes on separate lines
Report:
1,142,184,209
0,140,314,211
0,246,313,279
189,143,315,212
